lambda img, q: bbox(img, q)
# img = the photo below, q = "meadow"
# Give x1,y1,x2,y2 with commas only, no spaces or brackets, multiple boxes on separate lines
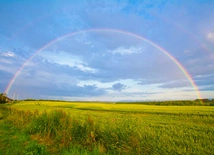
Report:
0,101,214,154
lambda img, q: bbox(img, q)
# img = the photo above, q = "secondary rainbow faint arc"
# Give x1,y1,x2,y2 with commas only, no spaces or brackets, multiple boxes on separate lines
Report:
4,28,203,99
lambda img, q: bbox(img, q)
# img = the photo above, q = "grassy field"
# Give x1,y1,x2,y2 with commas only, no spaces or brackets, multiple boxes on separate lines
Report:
0,101,214,154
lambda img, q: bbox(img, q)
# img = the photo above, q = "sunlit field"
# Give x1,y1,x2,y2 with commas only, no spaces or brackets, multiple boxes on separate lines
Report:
0,101,214,154
12,100,214,115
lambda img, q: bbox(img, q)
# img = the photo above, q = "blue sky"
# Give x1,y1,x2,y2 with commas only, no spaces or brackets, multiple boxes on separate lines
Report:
0,0,214,101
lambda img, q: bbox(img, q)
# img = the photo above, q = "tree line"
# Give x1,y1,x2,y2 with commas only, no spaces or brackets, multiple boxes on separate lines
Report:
116,99,214,106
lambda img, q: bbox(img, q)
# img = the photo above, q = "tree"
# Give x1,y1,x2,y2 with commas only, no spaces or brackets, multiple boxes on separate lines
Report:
0,93,11,104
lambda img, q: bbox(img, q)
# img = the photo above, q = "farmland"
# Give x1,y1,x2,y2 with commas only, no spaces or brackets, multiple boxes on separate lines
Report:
0,101,214,154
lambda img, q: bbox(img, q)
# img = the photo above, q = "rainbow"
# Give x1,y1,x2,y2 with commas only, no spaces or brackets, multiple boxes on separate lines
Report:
4,28,203,100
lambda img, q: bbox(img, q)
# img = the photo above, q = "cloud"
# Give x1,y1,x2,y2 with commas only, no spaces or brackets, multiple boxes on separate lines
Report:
40,51,97,73
1,51,15,57
12,84,107,99
108,46,143,55
207,32,214,42
112,83,126,92
158,80,191,89
182,54,214,78
199,85,214,91
194,74,214,87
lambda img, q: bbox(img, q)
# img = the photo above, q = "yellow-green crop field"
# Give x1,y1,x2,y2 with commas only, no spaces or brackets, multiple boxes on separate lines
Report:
0,101,214,154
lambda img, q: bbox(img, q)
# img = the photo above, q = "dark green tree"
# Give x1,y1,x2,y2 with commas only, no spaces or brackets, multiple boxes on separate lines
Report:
0,93,10,104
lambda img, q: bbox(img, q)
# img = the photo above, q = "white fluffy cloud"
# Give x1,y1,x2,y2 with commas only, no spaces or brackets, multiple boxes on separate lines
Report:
1,51,15,57
207,32,214,42
108,46,143,55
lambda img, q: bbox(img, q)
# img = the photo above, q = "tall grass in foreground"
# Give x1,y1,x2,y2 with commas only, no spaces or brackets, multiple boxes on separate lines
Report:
3,107,148,154
1,105,214,154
